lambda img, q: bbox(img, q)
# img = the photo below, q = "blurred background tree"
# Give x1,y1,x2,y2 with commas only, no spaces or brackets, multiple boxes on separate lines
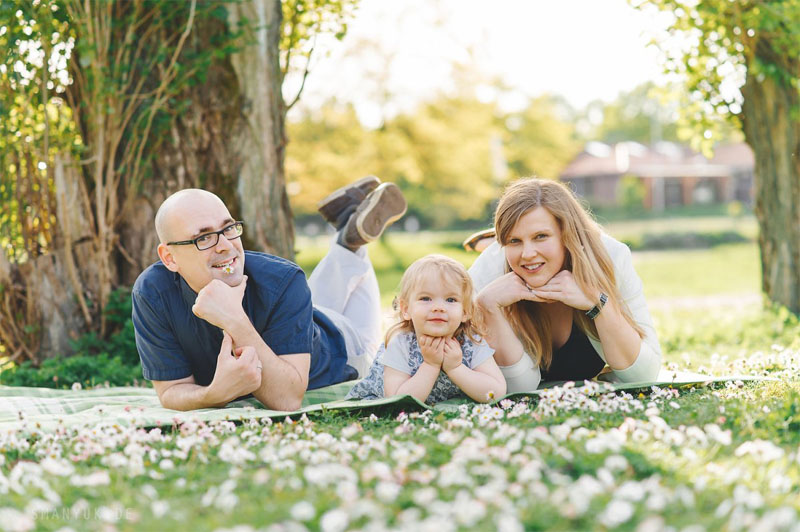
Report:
286,92,580,229
637,0,800,313
0,0,355,363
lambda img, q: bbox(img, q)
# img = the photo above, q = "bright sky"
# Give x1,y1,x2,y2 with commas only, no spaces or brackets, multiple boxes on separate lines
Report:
286,0,676,127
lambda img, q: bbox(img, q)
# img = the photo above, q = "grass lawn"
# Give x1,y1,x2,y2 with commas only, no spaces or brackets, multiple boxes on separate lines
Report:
3,224,800,531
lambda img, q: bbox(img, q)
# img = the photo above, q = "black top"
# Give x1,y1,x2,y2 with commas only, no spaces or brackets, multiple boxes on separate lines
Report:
132,251,357,390
540,321,606,382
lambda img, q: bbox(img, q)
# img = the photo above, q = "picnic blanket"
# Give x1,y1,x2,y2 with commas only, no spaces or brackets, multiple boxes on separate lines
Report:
0,369,770,432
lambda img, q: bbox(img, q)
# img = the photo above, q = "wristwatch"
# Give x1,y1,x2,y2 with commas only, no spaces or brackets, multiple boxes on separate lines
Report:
585,292,608,320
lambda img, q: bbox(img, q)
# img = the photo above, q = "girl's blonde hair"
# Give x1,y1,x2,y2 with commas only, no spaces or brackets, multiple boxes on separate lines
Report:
386,254,484,344
494,177,644,369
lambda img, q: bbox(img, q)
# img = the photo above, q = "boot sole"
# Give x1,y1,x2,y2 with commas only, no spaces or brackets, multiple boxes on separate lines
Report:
316,176,381,217
355,183,408,242
462,228,496,251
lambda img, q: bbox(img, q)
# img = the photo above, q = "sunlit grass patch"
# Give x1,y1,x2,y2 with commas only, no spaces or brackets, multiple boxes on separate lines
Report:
2,350,800,530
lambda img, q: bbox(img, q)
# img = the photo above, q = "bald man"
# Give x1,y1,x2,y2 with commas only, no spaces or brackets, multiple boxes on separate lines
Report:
132,179,407,411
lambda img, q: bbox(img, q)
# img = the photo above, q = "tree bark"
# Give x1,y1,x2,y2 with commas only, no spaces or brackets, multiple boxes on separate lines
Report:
118,1,295,284
740,41,800,313
227,0,295,259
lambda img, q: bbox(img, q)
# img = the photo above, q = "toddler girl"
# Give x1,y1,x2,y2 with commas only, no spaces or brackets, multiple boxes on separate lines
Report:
347,254,506,404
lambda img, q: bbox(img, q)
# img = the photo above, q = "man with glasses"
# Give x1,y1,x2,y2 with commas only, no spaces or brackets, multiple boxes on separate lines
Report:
132,177,406,411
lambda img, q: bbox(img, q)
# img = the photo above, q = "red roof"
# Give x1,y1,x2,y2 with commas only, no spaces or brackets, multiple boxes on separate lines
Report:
560,141,753,179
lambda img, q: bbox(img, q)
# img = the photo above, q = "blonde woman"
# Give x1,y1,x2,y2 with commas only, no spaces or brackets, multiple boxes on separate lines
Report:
469,178,661,392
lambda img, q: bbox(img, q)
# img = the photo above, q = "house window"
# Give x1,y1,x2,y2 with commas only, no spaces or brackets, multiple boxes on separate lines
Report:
569,179,594,199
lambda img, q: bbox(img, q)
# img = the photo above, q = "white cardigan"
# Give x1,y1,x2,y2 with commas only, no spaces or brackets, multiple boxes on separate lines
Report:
468,233,662,385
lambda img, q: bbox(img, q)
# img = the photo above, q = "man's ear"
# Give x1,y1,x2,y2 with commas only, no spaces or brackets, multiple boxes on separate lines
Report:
157,243,179,272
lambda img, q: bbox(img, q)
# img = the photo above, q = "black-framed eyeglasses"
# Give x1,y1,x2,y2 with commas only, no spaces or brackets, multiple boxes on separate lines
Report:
167,221,245,251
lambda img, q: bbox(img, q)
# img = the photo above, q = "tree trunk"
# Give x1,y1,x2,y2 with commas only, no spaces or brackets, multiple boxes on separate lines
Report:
227,0,295,259
118,1,295,283
740,42,800,313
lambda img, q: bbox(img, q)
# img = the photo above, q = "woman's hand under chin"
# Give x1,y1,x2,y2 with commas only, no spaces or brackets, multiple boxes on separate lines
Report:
530,270,598,310
476,271,547,311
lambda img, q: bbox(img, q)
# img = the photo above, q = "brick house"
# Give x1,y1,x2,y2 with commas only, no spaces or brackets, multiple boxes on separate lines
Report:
559,141,754,210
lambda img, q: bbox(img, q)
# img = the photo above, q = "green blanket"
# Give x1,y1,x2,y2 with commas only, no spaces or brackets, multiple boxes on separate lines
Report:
0,369,769,432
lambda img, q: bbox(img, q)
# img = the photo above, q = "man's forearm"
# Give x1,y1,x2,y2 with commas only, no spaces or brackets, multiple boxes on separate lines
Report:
158,382,228,411
226,320,307,411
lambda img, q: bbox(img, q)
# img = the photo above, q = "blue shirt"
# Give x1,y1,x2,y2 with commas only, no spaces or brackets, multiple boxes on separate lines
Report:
132,251,356,390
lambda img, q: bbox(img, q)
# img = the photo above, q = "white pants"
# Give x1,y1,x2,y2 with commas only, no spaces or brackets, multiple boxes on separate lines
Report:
308,239,381,377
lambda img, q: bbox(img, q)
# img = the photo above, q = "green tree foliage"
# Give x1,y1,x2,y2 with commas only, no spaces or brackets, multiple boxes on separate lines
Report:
503,95,581,182
590,83,681,144
281,0,355,110
287,95,579,228
0,0,356,364
0,1,76,262
635,0,798,153
636,0,800,312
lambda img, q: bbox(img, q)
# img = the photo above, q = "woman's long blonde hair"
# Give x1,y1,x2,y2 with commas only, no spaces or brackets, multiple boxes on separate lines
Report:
385,254,484,345
494,178,644,369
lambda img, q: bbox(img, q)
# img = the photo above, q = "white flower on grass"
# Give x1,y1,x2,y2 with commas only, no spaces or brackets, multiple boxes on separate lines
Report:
704,424,732,446
70,470,110,487
549,423,571,441
615,481,644,502
411,487,438,506
604,455,628,472
341,423,361,438
646,492,668,511
320,509,348,532
569,475,604,515
151,500,169,518
24,498,54,519
437,430,460,445
140,484,158,499
734,440,785,463
753,507,797,530
733,485,764,510
40,458,74,477
495,514,524,532
159,459,174,470
0,508,34,532
768,473,792,493
375,481,401,502
97,504,123,523
596,468,615,489
419,515,457,532
585,430,625,454
290,501,315,521
70,499,90,519
675,486,696,508
452,490,486,527
598,499,634,528
636,515,665,532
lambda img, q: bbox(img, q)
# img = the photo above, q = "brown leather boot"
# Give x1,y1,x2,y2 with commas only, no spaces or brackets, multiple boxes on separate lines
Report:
317,176,381,230
338,183,407,250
